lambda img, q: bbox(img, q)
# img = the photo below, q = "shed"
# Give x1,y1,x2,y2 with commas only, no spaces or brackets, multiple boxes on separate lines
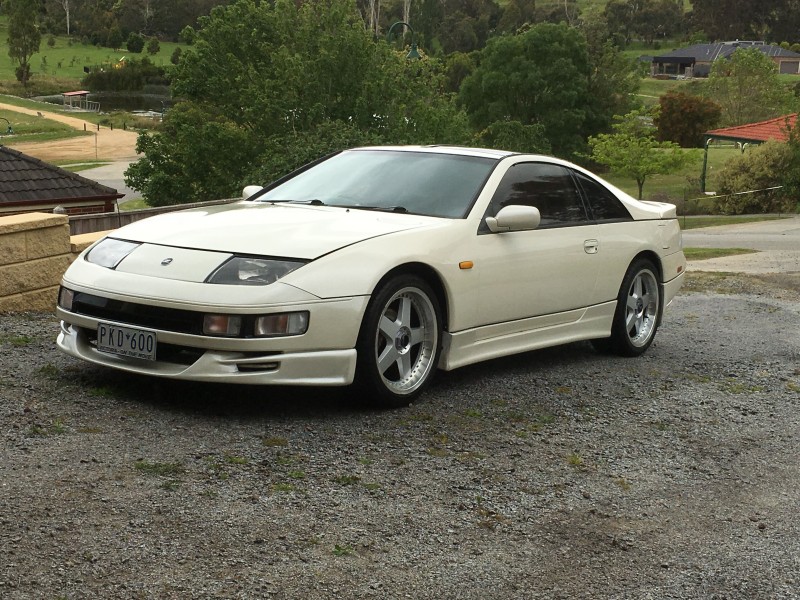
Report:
62,90,100,112
0,146,123,216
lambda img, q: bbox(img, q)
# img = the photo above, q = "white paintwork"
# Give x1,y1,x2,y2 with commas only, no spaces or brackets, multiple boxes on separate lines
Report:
57,146,686,387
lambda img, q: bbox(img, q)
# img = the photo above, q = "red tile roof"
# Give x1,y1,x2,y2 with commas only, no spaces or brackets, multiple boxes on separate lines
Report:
706,114,797,143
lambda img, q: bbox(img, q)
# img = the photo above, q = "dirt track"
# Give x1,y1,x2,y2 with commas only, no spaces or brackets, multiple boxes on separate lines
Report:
0,102,138,162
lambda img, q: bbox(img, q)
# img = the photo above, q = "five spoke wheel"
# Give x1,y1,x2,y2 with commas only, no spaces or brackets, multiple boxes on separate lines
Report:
357,276,442,407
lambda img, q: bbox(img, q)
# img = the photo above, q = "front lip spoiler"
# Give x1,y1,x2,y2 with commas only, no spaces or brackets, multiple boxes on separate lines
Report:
57,321,357,386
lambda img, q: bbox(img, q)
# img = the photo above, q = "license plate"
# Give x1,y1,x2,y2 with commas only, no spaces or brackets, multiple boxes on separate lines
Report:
97,323,157,361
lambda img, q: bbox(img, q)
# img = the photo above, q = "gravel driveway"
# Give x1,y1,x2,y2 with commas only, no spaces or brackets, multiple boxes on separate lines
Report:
1,270,799,599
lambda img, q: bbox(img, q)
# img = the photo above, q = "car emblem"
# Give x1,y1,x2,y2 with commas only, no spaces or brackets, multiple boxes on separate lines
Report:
161,258,173,266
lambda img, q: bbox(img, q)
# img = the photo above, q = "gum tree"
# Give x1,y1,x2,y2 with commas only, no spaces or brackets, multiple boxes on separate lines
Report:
5,0,41,87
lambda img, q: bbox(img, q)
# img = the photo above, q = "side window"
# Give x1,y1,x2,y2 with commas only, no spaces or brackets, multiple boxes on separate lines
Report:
573,171,633,222
484,162,589,229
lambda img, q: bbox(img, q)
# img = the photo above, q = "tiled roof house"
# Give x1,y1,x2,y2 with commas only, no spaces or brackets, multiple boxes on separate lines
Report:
0,146,123,216
652,41,800,77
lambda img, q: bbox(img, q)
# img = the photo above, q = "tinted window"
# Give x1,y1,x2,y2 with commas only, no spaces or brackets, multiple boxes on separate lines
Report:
573,171,632,222
256,150,497,218
485,162,589,228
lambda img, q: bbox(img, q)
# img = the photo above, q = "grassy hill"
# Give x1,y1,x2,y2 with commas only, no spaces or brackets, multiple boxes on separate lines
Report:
0,17,182,94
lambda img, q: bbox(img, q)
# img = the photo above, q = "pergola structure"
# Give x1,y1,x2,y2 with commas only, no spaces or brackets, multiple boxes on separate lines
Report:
700,114,797,192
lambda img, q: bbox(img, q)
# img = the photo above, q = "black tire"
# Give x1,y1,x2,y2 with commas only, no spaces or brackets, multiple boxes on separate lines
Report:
355,275,442,408
593,259,662,357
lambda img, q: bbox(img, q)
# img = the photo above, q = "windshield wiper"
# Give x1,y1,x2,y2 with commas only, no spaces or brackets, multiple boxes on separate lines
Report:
346,205,408,214
261,199,326,206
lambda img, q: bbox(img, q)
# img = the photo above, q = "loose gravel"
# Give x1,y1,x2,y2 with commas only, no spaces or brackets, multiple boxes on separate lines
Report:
1,273,799,599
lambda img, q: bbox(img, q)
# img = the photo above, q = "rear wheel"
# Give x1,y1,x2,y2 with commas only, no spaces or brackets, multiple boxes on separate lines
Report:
356,275,442,408
593,259,661,356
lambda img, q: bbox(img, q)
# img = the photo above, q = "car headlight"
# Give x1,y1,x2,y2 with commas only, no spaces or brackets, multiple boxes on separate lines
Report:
85,238,140,269
207,256,306,285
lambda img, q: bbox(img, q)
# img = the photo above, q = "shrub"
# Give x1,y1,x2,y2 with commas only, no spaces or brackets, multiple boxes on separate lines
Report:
82,57,170,91
126,32,144,53
713,141,794,214
146,37,160,55
656,90,721,148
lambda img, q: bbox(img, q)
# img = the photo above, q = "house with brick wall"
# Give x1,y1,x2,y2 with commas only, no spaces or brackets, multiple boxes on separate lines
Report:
652,41,800,78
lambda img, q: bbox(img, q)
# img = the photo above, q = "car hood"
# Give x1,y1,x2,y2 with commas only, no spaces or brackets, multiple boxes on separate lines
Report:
111,201,441,259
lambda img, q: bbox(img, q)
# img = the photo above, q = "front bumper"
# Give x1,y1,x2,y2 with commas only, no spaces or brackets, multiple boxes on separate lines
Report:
57,320,358,386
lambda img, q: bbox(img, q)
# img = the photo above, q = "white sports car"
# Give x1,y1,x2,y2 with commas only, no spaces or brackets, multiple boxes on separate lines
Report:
57,146,685,407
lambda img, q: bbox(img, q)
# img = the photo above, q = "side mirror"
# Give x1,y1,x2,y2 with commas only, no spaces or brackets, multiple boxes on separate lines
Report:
242,185,264,200
485,205,541,233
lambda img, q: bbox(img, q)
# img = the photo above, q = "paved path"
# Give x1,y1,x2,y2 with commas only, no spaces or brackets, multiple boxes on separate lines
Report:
76,160,139,203
683,215,800,274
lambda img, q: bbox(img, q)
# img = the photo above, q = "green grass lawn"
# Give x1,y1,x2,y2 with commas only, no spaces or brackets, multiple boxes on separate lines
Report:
679,215,792,229
602,145,740,206
0,17,182,88
0,106,89,143
683,247,759,260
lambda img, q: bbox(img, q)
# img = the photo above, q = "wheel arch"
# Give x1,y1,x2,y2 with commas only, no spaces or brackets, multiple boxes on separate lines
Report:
630,249,664,281
368,263,449,332
628,249,665,325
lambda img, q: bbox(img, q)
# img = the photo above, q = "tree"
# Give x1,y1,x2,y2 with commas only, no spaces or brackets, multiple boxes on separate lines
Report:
126,0,471,205
656,91,722,148
106,26,124,50
59,0,71,35
588,108,690,199
689,0,778,41
146,36,160,55
705,47,795,127
459,23,593,158
5,0,41,87
714,140,794,214
126,32,144,53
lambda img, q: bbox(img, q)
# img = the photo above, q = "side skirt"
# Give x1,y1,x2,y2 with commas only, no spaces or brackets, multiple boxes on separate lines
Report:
439,301,616,371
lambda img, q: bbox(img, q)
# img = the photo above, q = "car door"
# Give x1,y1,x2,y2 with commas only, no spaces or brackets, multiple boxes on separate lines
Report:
472,161,600,328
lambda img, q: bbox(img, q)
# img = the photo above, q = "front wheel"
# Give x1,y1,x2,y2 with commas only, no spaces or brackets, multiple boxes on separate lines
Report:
593,259,662,357
356,275,442,408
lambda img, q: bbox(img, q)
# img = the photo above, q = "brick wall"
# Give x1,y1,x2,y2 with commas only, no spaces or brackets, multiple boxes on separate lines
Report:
0,213,106,313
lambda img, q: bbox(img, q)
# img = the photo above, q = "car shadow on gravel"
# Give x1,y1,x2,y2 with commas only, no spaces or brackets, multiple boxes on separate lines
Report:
70,340,603,418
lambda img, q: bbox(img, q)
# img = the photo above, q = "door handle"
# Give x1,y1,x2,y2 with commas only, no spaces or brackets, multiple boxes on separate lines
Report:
584,239,599,254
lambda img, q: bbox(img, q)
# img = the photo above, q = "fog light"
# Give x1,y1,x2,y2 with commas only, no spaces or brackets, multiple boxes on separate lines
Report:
255,312,309,337
203,314,242,337
58,287,74,311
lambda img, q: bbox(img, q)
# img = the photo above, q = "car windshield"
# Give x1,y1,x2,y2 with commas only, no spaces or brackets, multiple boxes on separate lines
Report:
256,149,497,218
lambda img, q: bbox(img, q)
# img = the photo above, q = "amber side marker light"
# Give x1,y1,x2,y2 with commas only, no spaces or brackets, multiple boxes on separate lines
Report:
678,265,683,273
459,261,474,270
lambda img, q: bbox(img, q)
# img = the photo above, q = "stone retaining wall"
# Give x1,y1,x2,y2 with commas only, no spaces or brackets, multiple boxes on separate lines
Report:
0,213,106,313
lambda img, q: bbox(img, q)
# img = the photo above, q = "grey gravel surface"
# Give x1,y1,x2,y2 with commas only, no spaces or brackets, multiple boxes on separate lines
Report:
1,273,799,599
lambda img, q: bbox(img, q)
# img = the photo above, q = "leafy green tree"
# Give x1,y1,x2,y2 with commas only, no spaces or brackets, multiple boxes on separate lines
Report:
126,32,144,53
459,23,592,158
656,90,722,148
106,26,124,50
126,0,471,205
475,121,551,154
689,0,779,41
146,36,160,55
588,107,690,199
5,0,41,87
714,140,794,214
705,48,796,127
780,119,800,213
